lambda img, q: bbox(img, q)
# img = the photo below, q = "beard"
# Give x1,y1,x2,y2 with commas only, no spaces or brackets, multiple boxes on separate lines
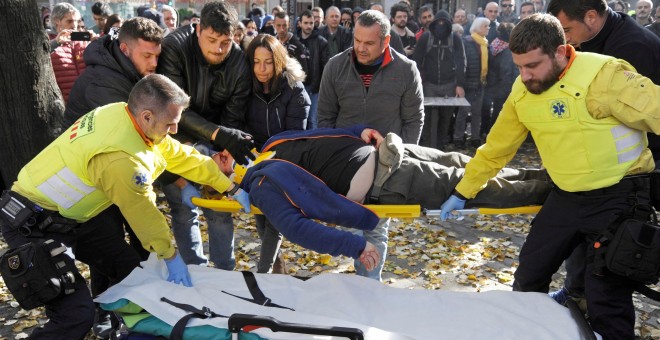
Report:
523,59,564,94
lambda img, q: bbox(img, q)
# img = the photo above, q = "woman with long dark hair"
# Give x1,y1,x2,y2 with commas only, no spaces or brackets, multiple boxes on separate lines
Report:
245,34,310,273
245,34,310,148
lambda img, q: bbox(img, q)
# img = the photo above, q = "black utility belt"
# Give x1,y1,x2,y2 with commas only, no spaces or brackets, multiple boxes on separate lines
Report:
0,190,79,237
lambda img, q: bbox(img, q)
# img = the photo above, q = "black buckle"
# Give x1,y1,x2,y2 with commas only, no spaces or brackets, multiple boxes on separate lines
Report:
0,191,40,229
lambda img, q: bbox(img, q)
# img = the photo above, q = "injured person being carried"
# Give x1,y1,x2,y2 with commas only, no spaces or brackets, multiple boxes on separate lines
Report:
207,125,551,270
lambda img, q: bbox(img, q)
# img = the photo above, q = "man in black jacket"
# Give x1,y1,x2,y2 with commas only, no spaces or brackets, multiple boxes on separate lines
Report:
156,2,254,273
297,10,329,129
66,17,163,125
274,11,309,77
412,10,466,149
546,0,660,308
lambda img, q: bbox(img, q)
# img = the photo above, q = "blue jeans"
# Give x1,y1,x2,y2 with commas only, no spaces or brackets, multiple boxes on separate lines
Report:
162,182,236,270
163,139,236,270
349,218,390,281
305,86,319,130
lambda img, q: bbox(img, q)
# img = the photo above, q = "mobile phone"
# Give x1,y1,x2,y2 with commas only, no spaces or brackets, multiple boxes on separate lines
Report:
70,31,91,41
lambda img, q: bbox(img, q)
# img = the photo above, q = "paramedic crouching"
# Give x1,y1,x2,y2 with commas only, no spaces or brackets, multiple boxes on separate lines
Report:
439,14,660,340
0,74,248,340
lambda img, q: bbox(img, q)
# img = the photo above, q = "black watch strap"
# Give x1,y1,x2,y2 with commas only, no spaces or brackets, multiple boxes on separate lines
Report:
226,184,240,196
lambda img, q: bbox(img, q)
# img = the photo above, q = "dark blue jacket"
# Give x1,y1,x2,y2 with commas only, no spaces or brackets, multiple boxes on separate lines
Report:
486,40,518,99
240,155,379,259
246,69,310,148
461,35,485,90
261,125,367,151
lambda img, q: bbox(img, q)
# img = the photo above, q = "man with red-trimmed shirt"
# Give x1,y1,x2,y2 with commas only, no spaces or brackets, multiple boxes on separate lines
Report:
317,10,423,281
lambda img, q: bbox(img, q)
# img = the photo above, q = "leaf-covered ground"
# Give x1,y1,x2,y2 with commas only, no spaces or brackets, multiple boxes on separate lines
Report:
2,140,660,339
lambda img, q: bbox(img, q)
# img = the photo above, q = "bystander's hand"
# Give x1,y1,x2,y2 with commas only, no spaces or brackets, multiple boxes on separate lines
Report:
54,29,73,45
358,241,380,271
455,86,465,98
213,126,256,166
361,128,384,149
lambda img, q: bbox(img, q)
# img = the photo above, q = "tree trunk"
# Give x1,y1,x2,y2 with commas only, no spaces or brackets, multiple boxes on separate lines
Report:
0,0,67,188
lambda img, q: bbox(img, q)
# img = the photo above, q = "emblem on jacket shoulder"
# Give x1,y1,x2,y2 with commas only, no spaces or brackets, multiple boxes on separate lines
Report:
550,100,569,119
8,254,20,270
133,172,149,189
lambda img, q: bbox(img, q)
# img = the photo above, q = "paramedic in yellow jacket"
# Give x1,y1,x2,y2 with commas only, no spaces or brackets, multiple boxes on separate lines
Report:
439,14,660,340
0,74,249,340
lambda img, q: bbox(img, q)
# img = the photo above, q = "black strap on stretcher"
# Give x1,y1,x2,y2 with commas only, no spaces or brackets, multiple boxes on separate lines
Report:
221,271,294,311
228,313,365,340
160,297,228,340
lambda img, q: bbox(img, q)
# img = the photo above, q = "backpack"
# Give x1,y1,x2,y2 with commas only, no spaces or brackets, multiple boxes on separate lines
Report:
421,32,455,69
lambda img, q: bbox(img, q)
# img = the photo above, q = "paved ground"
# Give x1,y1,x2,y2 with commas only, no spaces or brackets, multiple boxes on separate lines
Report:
2,140,660,339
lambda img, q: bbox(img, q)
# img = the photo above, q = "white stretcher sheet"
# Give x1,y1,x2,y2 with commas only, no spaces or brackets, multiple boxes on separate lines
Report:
96,254,587,339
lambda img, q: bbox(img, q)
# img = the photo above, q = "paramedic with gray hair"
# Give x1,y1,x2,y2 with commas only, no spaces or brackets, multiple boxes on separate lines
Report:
0,75,248,339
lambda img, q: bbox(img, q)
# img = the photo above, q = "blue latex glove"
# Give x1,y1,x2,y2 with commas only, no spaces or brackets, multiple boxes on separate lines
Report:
440,195,466,221
231,189,251,213
181,182,200,209
164,252,193,287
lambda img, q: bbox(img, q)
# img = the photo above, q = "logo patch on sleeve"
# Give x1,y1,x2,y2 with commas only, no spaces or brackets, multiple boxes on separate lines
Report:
550,100,569,119
622,71,636,81
133,171,149,189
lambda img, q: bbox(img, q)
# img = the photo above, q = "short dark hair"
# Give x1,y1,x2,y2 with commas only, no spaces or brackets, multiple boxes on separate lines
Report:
357,10,391,39
200,1,239,36
520,1,536,10
300,9,314,19
510,13,565,56
103,14,122,35
497,22,515,42
547,0,608,21
128,74,189,116
119,17,164,45
418,5,433,18
91,2,111,17
341,8,352,16
274,11,288,21
390,2,410,18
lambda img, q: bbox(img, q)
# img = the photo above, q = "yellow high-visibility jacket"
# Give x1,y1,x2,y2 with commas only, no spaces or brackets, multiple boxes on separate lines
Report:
456,48,659,198
13,102,232,258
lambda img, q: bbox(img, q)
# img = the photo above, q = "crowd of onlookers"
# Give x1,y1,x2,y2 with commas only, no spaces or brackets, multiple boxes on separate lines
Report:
40,0,660,151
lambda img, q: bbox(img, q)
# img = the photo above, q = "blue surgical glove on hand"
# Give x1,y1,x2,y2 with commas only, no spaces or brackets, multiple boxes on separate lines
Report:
440,194,466,221
231,189,251,213
165,252,193,287
181,182,200,209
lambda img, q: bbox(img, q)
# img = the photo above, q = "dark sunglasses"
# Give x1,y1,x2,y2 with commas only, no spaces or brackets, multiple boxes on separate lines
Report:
501,4,513,7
